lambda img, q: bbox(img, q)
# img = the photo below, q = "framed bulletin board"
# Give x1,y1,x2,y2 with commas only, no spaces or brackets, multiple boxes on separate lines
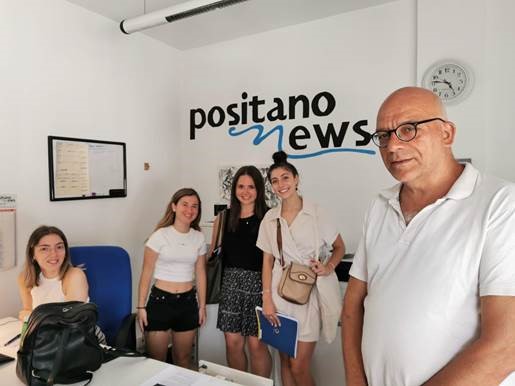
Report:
48,136,127,201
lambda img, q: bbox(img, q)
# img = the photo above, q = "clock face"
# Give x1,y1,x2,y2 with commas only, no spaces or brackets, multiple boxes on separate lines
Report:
423,62,473,104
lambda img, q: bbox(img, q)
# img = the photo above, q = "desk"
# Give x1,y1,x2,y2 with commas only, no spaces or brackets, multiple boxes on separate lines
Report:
199,360,272,386
0,317,22,360
0,317,240,386
0,355,244,386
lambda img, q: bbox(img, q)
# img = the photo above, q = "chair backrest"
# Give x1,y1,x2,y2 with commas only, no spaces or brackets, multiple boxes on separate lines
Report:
69,246,132,346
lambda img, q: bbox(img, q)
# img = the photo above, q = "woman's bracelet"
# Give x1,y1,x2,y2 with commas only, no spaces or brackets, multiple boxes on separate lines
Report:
262,289,271,294
136,306,145,309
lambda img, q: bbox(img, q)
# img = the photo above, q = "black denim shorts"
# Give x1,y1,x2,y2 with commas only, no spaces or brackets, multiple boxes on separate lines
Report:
145,286,199,332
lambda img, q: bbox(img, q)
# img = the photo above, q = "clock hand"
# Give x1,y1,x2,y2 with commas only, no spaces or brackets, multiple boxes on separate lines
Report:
433,79,455,92
432,80,447,85
443,79,455,92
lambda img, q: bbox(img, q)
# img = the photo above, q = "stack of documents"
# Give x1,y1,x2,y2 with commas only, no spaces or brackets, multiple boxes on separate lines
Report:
0,317,22,358
255,306,298,358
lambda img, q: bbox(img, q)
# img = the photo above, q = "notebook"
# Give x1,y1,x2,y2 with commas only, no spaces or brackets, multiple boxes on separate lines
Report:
255,306,298,358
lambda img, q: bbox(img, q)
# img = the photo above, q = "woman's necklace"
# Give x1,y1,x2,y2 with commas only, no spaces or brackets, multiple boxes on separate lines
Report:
241,209,254,225
242,215,254,225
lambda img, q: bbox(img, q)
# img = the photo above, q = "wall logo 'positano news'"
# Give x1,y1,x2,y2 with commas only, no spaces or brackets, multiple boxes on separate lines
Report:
189,91,376,159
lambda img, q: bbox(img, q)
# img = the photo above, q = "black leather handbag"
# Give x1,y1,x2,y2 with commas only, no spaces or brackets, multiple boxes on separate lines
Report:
206,209,227,304
16,301,103,386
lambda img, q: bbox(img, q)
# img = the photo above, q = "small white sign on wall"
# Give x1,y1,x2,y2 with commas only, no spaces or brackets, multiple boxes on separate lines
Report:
0,194,16,271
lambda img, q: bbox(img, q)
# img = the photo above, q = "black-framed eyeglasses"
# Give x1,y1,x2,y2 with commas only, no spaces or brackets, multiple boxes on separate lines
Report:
372,117,447,148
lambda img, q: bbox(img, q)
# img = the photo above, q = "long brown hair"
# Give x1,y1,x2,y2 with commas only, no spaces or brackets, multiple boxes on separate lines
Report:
22,225,72,288
154,188,202,232
228,166,268,232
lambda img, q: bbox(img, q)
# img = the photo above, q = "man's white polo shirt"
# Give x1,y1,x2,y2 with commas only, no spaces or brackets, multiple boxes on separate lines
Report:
350,163,515,386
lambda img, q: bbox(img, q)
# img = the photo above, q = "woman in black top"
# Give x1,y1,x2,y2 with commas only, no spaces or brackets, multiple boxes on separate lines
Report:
210,165,272,377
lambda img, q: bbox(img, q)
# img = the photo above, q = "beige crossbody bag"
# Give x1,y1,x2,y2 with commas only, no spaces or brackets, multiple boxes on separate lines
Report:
276,218,318,305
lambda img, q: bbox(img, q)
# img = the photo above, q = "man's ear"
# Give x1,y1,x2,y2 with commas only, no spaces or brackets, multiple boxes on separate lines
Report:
442,121,456,147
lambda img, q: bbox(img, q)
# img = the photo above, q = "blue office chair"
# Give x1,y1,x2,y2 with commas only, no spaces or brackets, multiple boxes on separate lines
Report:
70,245,136,349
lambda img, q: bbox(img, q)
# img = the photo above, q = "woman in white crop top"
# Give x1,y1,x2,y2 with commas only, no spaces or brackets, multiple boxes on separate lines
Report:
17,225,89,321
137,188,207,369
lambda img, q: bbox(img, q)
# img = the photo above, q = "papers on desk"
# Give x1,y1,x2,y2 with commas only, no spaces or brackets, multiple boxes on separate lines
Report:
255,306,298,358
0,317,22,358
139,364,237,386
199,360,272,386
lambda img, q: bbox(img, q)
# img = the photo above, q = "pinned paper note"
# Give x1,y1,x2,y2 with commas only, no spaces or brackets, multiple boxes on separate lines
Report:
0,194,16,271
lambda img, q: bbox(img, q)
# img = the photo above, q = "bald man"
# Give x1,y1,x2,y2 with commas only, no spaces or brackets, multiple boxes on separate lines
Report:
341,87,515,386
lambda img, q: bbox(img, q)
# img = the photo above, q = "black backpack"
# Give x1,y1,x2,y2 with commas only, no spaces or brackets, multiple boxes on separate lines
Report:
16,301,103,386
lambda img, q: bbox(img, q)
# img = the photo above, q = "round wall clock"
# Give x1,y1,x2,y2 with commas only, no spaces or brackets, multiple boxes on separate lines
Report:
422,60,474,104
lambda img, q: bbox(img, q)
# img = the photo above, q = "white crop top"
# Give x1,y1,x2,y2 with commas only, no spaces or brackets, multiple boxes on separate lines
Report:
146,225,207,282
31,273,66,309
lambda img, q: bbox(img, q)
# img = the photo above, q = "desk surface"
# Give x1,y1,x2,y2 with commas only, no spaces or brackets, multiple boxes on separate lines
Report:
0,317,238,386
0,355,242,386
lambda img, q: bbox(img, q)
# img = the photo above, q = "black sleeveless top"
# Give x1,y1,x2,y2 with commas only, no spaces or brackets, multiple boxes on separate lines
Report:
222,211,263,272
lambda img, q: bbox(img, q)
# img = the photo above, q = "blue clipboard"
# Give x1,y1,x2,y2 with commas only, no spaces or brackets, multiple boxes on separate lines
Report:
255,306,298,358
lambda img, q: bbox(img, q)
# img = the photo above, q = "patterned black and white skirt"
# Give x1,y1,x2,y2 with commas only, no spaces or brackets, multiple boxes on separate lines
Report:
216,267,262,337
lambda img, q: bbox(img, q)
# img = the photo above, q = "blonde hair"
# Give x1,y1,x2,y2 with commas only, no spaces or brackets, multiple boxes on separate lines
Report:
154,188,202,232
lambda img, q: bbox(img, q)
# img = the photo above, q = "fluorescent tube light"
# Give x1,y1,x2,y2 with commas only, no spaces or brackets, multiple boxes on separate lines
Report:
120,0,250,34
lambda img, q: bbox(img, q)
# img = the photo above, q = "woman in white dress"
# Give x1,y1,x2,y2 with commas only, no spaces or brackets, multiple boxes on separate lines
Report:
257,151,345,386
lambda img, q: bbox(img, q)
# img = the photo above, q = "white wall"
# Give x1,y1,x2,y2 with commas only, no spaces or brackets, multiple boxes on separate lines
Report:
417,0,487,170
485,0,515,182
181,2,416,383
180,0,415,254
180,0,515,250
1,0,514,383
177,0,515,383
417,0,515,184
0,0,184,317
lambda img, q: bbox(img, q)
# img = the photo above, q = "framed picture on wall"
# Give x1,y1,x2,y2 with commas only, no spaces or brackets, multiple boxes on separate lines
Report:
48,136,127,201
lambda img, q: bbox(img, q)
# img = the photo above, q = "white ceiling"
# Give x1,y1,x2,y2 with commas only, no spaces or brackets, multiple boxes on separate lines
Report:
65,0,397,50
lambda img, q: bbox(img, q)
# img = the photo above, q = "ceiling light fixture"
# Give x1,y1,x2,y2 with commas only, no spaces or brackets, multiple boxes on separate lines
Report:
120,0,250,34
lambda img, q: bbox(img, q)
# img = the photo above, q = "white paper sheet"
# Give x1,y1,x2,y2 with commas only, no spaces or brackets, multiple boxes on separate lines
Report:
139,365,234,386
0,317,22,357
0,195,16,271
54,141,90,197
